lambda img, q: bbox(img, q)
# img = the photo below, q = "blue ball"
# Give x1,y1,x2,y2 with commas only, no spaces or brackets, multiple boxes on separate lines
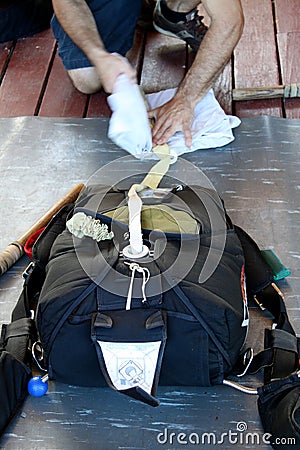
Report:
28,376,48,397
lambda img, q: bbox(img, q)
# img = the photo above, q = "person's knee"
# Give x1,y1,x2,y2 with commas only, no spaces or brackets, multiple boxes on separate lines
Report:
68,67,102,94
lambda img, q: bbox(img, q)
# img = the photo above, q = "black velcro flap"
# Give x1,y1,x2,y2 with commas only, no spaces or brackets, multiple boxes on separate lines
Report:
93,309,166,343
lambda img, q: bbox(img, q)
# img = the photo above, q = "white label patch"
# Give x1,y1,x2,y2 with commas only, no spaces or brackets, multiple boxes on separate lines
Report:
97,340,161,394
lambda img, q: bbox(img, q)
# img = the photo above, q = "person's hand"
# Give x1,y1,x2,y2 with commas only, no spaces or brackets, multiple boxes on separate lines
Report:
148,95,194,147
96,52,137,93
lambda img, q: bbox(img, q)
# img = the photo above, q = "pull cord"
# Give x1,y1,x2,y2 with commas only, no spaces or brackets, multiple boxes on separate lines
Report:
125,262,150,310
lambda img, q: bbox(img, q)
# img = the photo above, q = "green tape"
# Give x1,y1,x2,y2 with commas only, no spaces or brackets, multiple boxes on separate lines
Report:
261,249,291,281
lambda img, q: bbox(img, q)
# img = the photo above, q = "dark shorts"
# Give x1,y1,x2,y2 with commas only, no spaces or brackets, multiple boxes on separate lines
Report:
51,0,143,71
0,0,53,43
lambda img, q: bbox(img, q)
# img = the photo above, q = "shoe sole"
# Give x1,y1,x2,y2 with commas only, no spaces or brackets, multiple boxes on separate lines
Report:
153,22,199,50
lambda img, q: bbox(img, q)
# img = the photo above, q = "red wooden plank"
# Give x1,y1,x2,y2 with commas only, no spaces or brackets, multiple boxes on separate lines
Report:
275,0,300,118
0,30,55,117
39,51,88,117
0,41,14,81
274,0,300,33
86,92,111,118
233,0,282,117
140,30,186,94
277,32,300,118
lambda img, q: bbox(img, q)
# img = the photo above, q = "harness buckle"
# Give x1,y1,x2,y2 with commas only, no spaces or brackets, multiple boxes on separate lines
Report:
22,261,35,280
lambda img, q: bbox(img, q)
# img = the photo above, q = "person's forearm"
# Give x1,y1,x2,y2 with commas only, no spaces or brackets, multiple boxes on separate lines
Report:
176,0,244,108
52,0,108,65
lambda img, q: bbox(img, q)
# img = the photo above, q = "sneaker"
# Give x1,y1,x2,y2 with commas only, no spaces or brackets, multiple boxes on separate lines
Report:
153,0,207,51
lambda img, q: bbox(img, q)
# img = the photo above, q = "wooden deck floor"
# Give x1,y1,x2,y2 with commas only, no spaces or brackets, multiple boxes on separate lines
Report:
0,0,299,120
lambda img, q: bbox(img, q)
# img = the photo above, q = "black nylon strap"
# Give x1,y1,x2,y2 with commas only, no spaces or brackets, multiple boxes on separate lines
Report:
2,318,35,342
0,352,31,436
255,284,295,335
235,285,299,381
234,225,274,294
234,226,299,381
270,328,298,354
1,318,37,367
11,264,45,322
245,347,298,377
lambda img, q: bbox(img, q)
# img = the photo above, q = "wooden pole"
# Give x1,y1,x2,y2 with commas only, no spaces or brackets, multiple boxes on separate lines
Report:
232,83,300,101
0,183,84,276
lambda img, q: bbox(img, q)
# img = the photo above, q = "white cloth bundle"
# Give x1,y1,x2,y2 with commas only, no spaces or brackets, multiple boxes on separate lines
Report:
107,74,241,161
107,74,153,157
147,88,241,160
